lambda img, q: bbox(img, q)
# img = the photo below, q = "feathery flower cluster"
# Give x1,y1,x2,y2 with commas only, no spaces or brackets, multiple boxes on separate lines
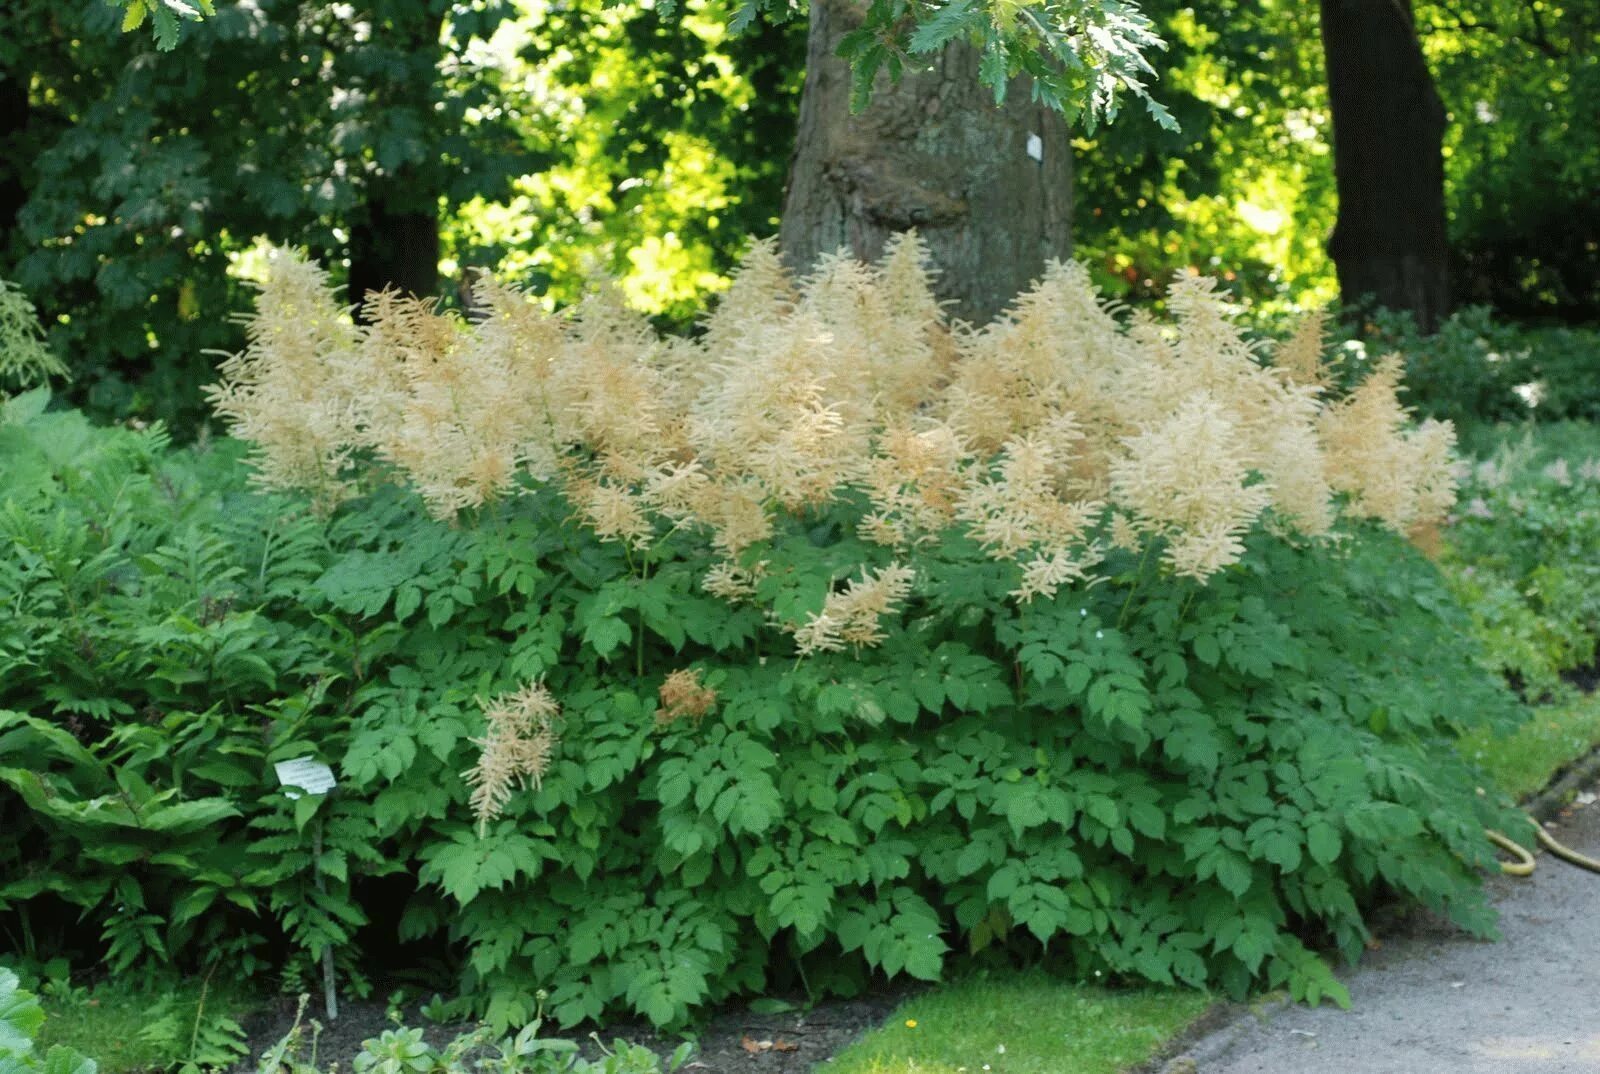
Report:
214,237,1457,617
1275,309,1333,390
1110,394,1273,580
657,668,719,727
859,423,967,548
205,252,364,508
1319,355,1456,543
465,681,560,827
791,564,917,655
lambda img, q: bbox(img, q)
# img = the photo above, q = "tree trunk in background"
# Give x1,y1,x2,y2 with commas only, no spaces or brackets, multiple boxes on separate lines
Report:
780,0,1073,326
0,68,30,253
1320,0,1450,331
348,169,440,313
345,5,444,315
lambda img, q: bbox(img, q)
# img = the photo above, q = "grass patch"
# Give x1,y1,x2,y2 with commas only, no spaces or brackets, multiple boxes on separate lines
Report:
34,976,256,1074
820,971,1210,1074
36,985,175,1074
1462,692,1600,802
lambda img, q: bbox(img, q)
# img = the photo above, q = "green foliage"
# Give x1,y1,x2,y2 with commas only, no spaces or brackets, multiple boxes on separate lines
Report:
1436,423,1600,693
135,980,250,1074
1,0,525,431
1072,0,1598,322
1070,0,1338,312
0,403,371,981
1357,307,1600,428
27,973,251,1074
109,0,218,51
0,968,97,1074
0,281,66,391
0,395,1528,1029
835,0,1174,129
446,0,804,325
1419,0,1599,321
259,997,693,1074
1462,693,1600,802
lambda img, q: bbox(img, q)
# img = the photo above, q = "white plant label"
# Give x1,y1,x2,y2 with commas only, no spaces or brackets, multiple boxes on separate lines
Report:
275,757,337,798
1026,133,1044,162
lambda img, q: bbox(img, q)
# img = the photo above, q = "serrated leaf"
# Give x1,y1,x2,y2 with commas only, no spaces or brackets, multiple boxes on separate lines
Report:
1307,822,1342,865
907,0,976,54
582,616,631,659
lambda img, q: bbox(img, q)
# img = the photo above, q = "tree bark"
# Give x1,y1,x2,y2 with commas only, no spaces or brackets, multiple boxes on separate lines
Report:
1320,0,1450,331
780,0,1073,326
345,6,445,315
0,67,30,253
348,169,440,313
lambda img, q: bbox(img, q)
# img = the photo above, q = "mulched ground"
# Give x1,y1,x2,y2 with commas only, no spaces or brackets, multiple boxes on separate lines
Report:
238,988,908,1073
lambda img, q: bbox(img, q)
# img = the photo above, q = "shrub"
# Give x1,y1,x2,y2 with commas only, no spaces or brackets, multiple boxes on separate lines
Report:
1,243,1524,1029
0,407,360,984
1439,424,1600,692
1357,304,1600,429
0,280,67,394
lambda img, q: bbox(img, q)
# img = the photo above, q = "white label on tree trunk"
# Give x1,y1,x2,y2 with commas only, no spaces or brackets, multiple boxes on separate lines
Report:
275,757,337,798
1026,133,1044,162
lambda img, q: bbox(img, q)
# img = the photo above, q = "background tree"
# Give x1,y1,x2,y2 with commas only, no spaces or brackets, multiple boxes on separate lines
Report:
780,0,1076,324
94,0,1174,332
0,0,524,423
1320,0,1450,331
1423,0,1598,321
13,0,1593,432
778,0,1169,323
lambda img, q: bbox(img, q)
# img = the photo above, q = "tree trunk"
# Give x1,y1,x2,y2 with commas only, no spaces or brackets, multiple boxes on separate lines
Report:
1320,0,1450,331
0,67,30,253
780,0,1073,326
345,5,445,315
348,169,440,313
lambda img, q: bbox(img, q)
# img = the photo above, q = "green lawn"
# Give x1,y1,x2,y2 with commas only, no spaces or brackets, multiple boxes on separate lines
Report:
35,976,253,1074
819,971,1211,1074
1463,691,1600,801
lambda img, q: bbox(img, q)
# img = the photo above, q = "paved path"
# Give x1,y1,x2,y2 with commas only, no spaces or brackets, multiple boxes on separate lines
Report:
1181,794,1600,1073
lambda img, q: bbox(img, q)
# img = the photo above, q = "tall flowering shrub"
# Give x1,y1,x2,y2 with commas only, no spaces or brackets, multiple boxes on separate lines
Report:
188,238,1521,1026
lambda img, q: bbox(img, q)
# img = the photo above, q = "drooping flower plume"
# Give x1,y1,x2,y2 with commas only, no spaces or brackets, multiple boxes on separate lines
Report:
465,681,560,827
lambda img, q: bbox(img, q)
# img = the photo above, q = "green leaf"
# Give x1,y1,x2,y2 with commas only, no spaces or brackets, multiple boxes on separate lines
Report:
1307,822,1342,865
41,1046,97,1074
1213,852,1253,897
0,969,45,1057
582,616,631,659
907,0,976,54
121,0,149,32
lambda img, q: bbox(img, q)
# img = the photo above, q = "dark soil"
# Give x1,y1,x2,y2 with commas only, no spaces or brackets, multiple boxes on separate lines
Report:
237,989,907,1073
1561,653,1600,695
1505,652,1600,704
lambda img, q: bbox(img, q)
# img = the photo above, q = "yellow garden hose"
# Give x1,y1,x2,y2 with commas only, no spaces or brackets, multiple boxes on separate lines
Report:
1488,820,1600,877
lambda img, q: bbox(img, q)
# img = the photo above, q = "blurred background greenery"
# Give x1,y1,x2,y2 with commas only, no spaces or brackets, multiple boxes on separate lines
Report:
0,0,1593,430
